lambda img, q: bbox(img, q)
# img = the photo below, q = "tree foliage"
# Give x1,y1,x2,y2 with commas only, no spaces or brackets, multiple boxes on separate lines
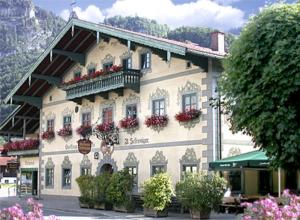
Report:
220,3,300,168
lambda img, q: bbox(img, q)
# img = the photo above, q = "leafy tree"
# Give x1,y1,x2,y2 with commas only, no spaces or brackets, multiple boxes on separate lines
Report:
220,3,300,168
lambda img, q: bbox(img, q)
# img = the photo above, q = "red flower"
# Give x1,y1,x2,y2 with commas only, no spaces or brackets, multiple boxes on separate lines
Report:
76,125,92,137
41,131,55,140
175,109,201,122
95,122,115,133
3,139,39,152
145,115,168,128
57,127,72,137
119,117,139,129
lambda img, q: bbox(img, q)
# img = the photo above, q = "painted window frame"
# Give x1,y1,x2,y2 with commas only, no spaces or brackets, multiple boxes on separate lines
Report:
140,51,151,70
62,168,72,189
45,168,54,188
47,119,54,132
102,62,113,71
82,112,91,126
152,98,165,116
126,104,137,118
122,57,132,70
63,115,72,129
102,107,113,124
74,71,81,78
182,92,197,112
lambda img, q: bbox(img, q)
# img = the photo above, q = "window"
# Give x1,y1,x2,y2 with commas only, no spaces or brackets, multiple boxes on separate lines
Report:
63,116,71,129
87,67,96,76
122,57,132,70
182,164,197,173
126,104,137,118
186,61,192,69
228,171,241,192
151,165,166,176
182,93,197,111
45,168,54,187
127,166,137,176
4,180,8,184
152,99,165,116
47,119,54,132
126,166,138,192
62,168,71,188
103,62,113,71
102,107,113,123
74,71,81,78
140,52,151,69
81,167,91,176
82,112,91,126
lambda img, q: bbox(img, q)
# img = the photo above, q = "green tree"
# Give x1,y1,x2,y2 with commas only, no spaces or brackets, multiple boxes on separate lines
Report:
220,3,300,168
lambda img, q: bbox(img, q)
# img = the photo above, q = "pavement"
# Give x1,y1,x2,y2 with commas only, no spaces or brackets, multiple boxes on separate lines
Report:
0,195,239,220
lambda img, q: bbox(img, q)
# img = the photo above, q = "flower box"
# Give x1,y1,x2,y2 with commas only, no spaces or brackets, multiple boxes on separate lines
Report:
41,131,55,140
3,139,39,152
62,65,123,86
76,125,92,138
144,207,168,218
145,115,168,130
119,117,139,129
57,127,72,137
95,122,115,134
175,109,201,122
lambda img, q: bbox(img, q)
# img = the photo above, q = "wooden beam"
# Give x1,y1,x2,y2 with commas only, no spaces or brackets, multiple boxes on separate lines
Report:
14,116,39,120
31,74,61,87
84,95,95,103
52,49,86,66
71,98,82,105
112,89,124,97
12,96,42,109
98,92,109,100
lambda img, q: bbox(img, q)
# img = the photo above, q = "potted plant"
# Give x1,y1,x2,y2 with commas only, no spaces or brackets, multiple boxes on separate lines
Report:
57,127,72,137
142,173,174,217
41,131,55,140
94,172,113,210
176,172,226,219
145,115,168,131
106,169,135,213
119,117,139,134
175,109,201,122
76,175,95,209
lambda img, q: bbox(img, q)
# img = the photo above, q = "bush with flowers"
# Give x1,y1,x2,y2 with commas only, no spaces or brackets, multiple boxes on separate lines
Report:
119,117,139,130
242,189,300,220
76,125,92,138
3,139,39,152
175,109,201,122
41,131,55,140
0,198,58,220
57,127,72,137
145,115,168,129
62,65,123,86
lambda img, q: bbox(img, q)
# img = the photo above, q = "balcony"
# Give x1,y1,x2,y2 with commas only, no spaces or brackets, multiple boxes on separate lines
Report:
61,69,141,101
3,139,39,156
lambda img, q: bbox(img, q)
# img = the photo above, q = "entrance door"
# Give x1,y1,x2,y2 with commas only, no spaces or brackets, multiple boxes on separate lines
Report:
100,164,113,174
32,171,38,195
286,170,297,193
259,170,272,195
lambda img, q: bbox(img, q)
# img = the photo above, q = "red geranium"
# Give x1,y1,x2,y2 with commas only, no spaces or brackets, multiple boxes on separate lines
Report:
3,139,39,152
41,131,55,140
57,127,72,137
95,122,115,133
119,117,139,129
175,109,201,122
145,115,168,128
76,125,92,137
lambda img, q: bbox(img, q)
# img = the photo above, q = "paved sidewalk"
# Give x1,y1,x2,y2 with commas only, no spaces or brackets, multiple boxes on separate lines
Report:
0,196,238,219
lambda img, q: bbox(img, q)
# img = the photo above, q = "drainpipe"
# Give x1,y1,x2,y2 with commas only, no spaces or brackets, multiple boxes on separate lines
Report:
209,59,217,162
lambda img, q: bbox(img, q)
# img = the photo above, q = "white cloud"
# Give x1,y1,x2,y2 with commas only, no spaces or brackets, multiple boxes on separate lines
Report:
213,0,241,5
60,0,245,31
60,5,104,23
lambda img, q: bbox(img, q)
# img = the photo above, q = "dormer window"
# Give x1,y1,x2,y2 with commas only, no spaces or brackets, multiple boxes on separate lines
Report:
103,62,113,71
74,71,81,79
87,67,95,76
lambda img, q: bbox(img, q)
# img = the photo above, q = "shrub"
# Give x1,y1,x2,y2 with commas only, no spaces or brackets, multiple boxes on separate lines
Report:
76,175,95,206
94,172,112,204
242,189,300,220
176,172,226,213
142,173,174,211
106,169,134,208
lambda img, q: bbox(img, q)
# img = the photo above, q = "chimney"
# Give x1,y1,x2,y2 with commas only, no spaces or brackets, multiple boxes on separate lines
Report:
210,31,225,53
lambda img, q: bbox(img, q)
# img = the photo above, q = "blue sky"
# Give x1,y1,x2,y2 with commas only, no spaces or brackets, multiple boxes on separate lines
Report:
33,0,295,31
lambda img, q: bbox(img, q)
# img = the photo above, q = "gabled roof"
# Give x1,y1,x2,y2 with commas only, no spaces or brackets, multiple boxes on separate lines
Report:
0,18,225,136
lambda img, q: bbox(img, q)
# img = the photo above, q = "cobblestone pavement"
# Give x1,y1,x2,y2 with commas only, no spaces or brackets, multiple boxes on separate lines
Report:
0,196,238,220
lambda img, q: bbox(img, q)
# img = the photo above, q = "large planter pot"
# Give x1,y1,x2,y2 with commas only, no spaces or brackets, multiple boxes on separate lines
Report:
190,209,211,219
94,202,113,210
79,202,93,209
113,205,135,213
144,207,168,218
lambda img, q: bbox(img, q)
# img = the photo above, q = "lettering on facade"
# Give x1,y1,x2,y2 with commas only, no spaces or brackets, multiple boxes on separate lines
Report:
124,137,149,145
65,144,77,150
24,160,35,166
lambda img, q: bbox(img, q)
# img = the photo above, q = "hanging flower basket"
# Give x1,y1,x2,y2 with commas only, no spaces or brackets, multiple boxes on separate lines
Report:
57,127,72,137
62,65,123,86
41,131,55,140
3,139,39,152
119,117,139,129
76,125,92,138
145,115,168,132
175,109,201,122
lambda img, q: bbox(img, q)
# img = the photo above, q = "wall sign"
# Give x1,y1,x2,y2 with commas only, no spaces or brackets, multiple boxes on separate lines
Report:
78,139,92,155
124,137,149,145
7,162,19,170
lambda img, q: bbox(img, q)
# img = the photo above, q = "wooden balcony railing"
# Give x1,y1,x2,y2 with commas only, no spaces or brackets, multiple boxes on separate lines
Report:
61,69,141,100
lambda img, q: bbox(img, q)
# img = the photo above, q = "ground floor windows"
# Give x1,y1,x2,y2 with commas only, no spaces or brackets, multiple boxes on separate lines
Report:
62,168,71,188
180,148,200,179
182,164,197,173
45,168,54,188
151,165,166,176
81,167,91,176
80,155,92,176
150,151,168,176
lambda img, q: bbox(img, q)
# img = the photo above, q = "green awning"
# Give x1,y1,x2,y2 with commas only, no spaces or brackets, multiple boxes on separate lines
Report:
209,150,269,170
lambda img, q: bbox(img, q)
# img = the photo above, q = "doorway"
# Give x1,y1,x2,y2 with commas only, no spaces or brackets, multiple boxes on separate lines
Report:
20,169,38,196
259,170,272,195
100,163,113,174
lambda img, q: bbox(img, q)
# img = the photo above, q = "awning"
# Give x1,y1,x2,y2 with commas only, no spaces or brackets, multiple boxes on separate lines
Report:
209,150,269,170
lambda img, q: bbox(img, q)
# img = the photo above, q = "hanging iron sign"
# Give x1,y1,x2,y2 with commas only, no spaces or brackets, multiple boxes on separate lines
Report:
77,139,92,155
100,139,114,156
